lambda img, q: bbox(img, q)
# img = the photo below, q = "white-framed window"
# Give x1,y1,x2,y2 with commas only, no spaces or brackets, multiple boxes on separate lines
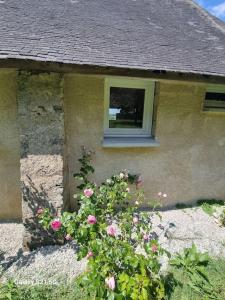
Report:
104,78,155,137
203,85,225,111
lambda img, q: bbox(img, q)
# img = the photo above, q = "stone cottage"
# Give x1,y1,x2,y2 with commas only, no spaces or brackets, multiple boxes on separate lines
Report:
0,0,225,246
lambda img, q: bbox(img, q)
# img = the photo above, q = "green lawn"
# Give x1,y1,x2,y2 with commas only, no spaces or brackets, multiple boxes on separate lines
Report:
1,259,225,300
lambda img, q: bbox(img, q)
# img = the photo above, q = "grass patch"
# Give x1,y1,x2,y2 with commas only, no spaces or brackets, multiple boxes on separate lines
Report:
200,202,216,216
220,210,225,227
0,280,90,300
197,199,225,216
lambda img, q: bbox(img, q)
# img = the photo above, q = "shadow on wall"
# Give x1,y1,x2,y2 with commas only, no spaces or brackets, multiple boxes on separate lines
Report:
22,176,64,251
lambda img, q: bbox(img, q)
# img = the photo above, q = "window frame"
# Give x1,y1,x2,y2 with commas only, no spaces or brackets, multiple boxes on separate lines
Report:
104,77,155,137
204,84,225,112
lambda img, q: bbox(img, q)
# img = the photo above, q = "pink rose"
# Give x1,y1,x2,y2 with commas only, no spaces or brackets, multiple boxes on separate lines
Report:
87,215,97,225
107,225,117,237
84,188,94,197
51,219,62,231
37,207,44,215
86,251,94,259
143,234,149,241
105,276,116,291
158,192,168,198
65,234,72,241
133,217,139,225
151,244,158,253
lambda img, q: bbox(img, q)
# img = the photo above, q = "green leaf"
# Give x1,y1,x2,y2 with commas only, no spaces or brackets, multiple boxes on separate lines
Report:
141,288,148,300
108,292,115,300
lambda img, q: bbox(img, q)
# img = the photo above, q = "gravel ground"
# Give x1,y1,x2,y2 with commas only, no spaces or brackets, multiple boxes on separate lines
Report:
0,222,24,259
0,207,225,284
1,242,87,285
152,207,225,257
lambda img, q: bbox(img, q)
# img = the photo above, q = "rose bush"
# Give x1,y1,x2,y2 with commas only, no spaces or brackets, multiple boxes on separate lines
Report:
38,147,169,300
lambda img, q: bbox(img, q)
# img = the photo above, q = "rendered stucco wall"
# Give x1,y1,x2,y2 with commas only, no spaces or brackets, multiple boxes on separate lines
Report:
0,71,224,221
0,70,21,220
64,74,225,208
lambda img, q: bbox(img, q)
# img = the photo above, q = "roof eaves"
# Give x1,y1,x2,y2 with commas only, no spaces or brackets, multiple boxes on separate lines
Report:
0,57,225,81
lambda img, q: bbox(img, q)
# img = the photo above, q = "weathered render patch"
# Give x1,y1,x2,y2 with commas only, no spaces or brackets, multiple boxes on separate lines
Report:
17,72,66,249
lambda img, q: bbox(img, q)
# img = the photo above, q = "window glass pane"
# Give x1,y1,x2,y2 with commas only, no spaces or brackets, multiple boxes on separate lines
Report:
205,92,225,102
109,87,145,129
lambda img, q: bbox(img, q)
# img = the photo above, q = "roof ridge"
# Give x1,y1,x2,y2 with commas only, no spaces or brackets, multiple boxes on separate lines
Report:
186,0,225,34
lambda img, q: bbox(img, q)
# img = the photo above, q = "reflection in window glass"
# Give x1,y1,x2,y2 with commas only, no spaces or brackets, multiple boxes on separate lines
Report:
205,92,225,102
109,87,145,128
205,92,225,109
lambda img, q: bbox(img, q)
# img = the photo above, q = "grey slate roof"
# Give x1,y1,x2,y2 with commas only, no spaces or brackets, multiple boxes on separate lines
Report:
0,0,225,77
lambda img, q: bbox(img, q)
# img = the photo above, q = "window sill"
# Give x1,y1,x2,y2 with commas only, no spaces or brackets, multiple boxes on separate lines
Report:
102,137,160,148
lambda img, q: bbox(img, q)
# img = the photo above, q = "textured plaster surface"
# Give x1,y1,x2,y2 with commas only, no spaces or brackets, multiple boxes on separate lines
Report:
0,70,21,220
64,74,225,208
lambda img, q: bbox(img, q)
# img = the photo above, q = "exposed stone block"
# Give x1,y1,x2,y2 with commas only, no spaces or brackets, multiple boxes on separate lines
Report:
17,72,66,250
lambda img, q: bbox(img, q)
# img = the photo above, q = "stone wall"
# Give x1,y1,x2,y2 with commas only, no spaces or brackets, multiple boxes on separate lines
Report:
64,74,225,208
17,72,67,249
0,70,21,220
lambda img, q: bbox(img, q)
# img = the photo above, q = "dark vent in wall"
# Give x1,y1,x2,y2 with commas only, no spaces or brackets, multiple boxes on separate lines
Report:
204,86,225,111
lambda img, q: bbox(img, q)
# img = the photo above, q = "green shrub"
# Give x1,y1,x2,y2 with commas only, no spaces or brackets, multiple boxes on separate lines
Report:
168,258,225,300
169,244,224,299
